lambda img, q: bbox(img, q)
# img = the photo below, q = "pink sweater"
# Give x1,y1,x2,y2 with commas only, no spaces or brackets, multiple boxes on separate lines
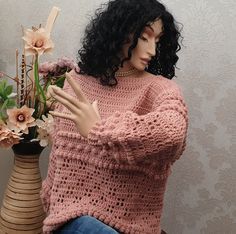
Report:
41,69,188,234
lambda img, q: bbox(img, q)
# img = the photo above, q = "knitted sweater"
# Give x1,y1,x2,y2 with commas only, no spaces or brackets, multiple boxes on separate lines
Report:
40,69,188,234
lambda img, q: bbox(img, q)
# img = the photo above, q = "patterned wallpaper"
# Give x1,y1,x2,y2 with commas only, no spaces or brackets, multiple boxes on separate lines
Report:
161,0,236,233
0,0,235,233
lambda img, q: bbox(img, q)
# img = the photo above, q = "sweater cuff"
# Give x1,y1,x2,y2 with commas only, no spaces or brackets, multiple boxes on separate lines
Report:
87,121,105,146
87,112,147,165
87,111,122,146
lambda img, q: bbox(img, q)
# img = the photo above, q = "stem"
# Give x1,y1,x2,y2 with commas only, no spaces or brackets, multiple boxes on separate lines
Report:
34,55,46,117
0,72,21,84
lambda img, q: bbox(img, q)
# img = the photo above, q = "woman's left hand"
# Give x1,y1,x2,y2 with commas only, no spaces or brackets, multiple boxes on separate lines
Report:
48,72,101,138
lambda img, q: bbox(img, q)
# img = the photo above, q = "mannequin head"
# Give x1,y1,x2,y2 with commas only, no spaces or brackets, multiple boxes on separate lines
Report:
120,18,164,72
78,0,182,86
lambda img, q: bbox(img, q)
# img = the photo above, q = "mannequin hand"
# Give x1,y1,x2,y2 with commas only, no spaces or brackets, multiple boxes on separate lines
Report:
48,72,101,138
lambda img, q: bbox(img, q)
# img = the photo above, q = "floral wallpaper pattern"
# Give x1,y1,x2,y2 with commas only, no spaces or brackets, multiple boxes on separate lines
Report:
161,0,236,233
0,0,235,233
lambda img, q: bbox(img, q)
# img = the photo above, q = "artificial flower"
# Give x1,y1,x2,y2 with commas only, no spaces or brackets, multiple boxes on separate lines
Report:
0,122,21,148
6,105,35,134
0,6,61,149
36,128,51,147
22,27,54,56
57,56,79,70
38,56,80,77
35,114,54,133
0,122,9,138
38,61,57,76
35,114,54,146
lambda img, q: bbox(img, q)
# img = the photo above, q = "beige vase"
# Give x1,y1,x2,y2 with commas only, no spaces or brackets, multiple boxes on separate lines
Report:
0,141,46,234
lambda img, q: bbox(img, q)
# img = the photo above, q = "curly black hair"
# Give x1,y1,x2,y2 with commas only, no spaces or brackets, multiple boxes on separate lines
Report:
77,0,183,86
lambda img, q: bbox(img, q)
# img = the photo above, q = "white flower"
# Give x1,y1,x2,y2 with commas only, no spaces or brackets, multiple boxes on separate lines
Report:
35,114,54,146
35,114,54,132
36,128,51,147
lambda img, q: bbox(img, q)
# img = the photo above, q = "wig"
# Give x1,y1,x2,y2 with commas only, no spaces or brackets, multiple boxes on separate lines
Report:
77,0,183,86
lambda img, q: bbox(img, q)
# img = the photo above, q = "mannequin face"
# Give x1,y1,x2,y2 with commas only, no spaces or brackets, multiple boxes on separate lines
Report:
120,18,164,71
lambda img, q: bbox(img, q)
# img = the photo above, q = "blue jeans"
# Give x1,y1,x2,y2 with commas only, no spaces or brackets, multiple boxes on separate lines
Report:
54,215,119,234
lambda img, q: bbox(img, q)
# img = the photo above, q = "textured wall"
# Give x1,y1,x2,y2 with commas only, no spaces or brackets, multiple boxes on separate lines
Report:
0,1,235,233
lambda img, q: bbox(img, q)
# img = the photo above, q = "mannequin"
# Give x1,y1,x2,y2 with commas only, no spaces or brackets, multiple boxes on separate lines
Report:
41,1,188,234
47,19,164,137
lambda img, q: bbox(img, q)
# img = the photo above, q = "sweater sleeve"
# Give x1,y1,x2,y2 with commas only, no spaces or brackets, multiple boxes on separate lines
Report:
87,83,188,165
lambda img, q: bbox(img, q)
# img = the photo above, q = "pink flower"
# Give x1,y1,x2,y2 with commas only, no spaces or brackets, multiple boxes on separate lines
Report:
38,57,80,77
22,28,54,57
57,56,74,68
38,61,57,76
0,123,21,148
6,105,36,134
57,56,80,72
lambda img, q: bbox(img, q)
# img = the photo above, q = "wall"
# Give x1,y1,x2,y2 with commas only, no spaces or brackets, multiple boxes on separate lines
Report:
0,0,235,233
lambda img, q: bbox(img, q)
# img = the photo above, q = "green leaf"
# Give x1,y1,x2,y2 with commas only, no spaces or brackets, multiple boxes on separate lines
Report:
6,99,16,108
0,112,5,120
1,99,8,110
0,109,8,120
5,85,13,96
0,81,5,95
55,76,65,88
1,80,7,89
0,80,14,100
34,55,47,116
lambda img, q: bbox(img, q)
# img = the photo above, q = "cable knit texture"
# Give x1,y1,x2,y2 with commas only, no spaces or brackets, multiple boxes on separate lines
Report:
41,69,189,234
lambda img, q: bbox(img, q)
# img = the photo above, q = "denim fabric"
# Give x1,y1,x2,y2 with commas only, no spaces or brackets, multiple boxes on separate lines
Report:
54,215,119,234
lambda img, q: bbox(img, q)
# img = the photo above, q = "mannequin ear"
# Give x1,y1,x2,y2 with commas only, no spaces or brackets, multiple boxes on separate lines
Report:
92,100,101,119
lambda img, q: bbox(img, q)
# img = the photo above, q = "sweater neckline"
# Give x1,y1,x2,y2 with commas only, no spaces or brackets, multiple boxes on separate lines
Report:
73,70,161,89
116,71,154,81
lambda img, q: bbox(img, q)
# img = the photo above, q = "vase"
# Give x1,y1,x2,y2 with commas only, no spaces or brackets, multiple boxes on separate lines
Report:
0,141,46,234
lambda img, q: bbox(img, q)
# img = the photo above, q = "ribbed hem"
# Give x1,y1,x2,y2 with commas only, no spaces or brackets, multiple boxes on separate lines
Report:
43,208,161,234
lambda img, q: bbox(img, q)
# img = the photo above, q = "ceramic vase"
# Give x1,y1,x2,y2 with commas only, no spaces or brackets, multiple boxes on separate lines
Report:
0,141,45,234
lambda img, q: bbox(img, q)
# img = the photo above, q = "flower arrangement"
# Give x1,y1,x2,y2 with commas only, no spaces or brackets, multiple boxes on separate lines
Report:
0,6,77,148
